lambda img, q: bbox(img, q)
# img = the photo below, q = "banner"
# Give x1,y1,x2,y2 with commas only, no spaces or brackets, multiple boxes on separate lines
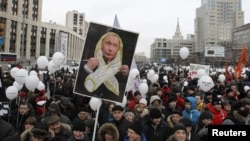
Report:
55,32,68,64
189,63,210,78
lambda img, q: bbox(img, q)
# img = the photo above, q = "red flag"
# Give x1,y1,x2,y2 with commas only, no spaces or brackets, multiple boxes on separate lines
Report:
234,44,247,80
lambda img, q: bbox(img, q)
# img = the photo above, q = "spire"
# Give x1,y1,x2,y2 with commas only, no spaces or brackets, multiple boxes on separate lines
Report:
172,18,183,40
113,14,121,28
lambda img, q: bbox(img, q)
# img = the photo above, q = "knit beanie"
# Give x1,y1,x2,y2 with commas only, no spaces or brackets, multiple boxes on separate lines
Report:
72,119,86,132
172,124,187,134
128,121,142,135
199,110,213,120
149,108,162,119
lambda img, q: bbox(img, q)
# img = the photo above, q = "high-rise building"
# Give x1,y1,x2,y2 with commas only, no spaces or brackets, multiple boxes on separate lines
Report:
195,0,244,54
66,10,88,36
150,19,194,65
0,0,86,62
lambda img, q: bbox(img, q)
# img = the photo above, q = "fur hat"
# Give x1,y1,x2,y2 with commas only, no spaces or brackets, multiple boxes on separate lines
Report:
98,123,119,141
149,108,162,119
30,122,50,140
72,119,86,131
128,121,142,135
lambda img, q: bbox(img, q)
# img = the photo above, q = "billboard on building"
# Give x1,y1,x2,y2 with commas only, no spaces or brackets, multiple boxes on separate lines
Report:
204,46,225,57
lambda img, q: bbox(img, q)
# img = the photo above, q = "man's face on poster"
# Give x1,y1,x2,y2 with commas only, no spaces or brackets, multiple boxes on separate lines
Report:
101,34,120,63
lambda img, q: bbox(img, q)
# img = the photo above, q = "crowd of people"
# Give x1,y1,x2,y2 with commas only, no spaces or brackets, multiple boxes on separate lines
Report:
0,63,250,141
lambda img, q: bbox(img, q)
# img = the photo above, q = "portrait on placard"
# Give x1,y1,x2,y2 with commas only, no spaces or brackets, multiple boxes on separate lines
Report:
74,22,139,103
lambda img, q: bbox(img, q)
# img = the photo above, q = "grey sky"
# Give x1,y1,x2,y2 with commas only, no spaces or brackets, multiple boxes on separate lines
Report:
42,0,250,57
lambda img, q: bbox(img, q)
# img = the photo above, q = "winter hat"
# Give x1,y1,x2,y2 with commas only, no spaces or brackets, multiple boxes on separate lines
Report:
149,108,162,119
128,121,142,135
149,95,161,104
47,115,60,125
30,122,49,139
199,110,213,120
179,118,192,127
85,118,95,130
139,98,148,106
112,105,124,112
237,107,249,117
124,111,135,118
172,124,187,134
72,119,86,131
60,97,70,106
171,109,182,116
78,107,91,114
212,97,222,105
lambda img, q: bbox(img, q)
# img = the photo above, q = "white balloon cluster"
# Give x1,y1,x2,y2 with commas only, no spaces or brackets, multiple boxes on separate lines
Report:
37,52,65,73
6,66,46,101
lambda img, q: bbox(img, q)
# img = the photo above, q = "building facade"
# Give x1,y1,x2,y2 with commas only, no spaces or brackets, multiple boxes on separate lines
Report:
195,0,244,54
150,20,195,65
66,10,88,36
0,0,86,62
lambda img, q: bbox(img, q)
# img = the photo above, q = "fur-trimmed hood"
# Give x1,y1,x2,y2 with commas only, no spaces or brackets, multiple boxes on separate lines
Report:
98,123,119,141
20,127,55,141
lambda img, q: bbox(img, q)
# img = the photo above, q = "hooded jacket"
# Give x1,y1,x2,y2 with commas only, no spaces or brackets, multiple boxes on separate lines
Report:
182,97,200,125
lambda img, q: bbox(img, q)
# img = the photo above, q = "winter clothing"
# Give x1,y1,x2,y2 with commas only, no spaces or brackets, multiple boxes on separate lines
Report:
182,97,200,125
98,123,119,141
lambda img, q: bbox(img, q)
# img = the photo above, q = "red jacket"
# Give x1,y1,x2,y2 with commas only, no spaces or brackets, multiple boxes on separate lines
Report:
206,103,228,125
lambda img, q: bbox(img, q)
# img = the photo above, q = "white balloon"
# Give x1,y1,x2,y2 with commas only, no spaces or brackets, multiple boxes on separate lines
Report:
10,67,19,78
15,69,28,85
183,81,188,86
13,81,23,91
125,78,134,92
25,75,40,91
147,69,155,82
197,69,206,78
52,52,65,66
244,85,250,92
151,74,159,82
129,68,139,79
163,75,168,81
37,56,49,69
29,70,38,76
5,86,18,100
139,83,148,97
141,79,147,83
37,81,45,90
179,47,189,59
218,74,226,82
198,75,214,92
89,97,102,111
48,60,59,73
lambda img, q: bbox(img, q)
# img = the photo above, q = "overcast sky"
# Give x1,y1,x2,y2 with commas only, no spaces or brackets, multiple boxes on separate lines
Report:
42,0,250,57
